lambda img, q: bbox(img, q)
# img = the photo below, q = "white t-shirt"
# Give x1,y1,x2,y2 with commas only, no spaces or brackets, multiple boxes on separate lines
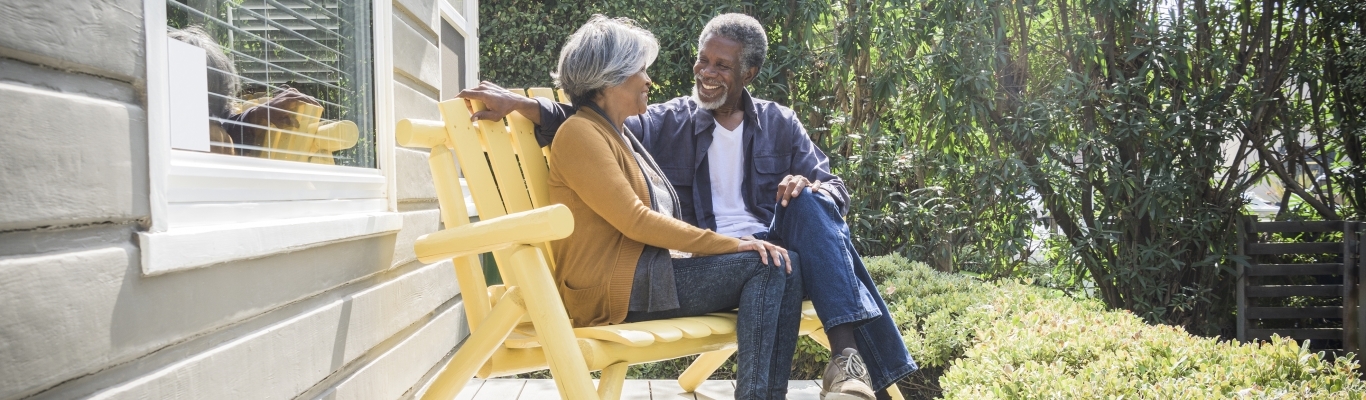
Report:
708,120,768,238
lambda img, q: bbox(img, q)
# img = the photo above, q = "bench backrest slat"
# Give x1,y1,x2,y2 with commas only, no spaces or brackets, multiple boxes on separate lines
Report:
439,100,508,221
471,98,536,216
506,95,551,209
503,91,556,270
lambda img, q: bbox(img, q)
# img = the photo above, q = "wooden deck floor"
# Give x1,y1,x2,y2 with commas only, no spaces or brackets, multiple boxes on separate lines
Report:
453,379,824,400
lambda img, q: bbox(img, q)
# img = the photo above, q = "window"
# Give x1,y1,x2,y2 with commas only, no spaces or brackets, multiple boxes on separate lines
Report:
140,0,400,276
166,0,375,166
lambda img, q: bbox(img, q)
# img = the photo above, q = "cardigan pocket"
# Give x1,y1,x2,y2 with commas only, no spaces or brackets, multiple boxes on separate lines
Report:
559,280,611,327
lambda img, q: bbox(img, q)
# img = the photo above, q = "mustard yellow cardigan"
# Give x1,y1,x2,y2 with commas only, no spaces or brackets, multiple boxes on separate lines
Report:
547,108,742,327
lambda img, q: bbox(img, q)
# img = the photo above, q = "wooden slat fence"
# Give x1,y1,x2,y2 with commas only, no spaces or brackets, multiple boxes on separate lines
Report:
1236,219,1362,354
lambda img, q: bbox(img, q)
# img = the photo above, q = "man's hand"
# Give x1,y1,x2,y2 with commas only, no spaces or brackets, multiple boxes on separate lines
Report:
737,238,791,273
456,81,543,124
776,175,823,207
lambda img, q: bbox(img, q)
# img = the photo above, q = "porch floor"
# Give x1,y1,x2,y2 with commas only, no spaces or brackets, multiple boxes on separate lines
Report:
453,379,825,400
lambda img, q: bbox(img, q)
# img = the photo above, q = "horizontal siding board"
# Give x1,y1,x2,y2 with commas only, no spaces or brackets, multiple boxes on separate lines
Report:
397,147,439,202
0,0,144,80
392,209,441,267
87,259,458,399
394,80,440,124
0,83,146,231
391,13,441,90
319,297,467,400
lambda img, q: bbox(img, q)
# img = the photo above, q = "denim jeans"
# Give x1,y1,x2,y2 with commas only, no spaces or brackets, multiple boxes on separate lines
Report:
624,252,803,400
757,187,919,391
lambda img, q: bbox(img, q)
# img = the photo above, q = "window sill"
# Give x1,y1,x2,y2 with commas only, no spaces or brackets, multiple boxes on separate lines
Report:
138,211,403,276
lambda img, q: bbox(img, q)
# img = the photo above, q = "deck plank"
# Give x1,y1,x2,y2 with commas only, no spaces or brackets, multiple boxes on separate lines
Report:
471,379,525,400
453,379,484,400
648,379,697,399
620,379,652,400
787,380,823,400
692,380,734,400
518,379,561,399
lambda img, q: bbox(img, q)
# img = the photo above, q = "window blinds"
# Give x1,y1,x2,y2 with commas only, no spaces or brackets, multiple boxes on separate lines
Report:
167,0,375,168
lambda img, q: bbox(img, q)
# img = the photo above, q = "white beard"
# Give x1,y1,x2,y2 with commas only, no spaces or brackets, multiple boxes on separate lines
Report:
691,83,727,110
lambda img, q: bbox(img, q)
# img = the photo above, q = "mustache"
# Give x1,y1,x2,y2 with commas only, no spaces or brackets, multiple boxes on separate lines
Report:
694,74,727,89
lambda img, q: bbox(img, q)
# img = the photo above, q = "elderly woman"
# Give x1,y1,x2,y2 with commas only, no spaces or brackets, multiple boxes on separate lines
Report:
545,15,804,399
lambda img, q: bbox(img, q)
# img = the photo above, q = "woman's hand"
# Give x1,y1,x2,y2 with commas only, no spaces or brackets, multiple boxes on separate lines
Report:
738,239,791,274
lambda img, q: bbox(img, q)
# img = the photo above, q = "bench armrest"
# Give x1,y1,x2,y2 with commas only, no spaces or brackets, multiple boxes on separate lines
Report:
415,205,574,263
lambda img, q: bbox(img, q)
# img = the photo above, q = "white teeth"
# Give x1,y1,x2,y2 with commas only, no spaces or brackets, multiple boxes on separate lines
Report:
702,84,719,90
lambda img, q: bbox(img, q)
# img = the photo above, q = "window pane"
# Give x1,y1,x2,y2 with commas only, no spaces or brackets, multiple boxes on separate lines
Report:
167,0,375,168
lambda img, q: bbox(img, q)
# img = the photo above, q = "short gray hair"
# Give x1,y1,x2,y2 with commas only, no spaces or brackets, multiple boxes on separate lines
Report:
169,26,239,118
553,15,659,107
698,14,767,74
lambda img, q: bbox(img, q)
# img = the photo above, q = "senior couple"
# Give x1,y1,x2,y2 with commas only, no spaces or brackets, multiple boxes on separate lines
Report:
461,14,916,400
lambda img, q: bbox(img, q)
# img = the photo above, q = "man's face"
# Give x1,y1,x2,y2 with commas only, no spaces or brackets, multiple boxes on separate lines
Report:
692,35,751,110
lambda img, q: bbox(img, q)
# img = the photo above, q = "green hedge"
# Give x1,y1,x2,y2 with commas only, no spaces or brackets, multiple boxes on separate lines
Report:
519,256,1362,398
866,256,1366,398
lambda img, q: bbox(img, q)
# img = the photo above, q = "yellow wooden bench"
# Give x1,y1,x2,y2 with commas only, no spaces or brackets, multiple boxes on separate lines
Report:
397,90,901,400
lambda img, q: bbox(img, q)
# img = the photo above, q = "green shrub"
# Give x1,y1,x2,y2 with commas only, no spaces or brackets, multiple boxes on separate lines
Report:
866,255,1366,399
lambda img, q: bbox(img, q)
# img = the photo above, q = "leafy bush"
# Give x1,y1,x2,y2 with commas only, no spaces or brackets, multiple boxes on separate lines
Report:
479,0,1366,336
866,255,1366,399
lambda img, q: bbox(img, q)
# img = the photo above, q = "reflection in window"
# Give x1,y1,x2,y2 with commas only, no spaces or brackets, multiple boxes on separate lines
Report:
167,0,374,168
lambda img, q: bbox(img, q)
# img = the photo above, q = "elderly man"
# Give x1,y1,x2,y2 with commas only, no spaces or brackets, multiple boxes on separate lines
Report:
461,13,916,400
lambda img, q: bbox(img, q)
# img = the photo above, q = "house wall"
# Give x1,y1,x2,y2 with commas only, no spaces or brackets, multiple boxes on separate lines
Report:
0,0,469,399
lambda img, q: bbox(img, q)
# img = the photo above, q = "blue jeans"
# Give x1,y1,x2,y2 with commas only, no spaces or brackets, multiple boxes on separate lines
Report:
624,252,804,400
757,188,918,391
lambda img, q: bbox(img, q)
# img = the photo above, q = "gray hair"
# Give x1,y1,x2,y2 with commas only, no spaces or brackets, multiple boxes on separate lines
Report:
553,15,659,107
698,14,767,74
169,26,239,118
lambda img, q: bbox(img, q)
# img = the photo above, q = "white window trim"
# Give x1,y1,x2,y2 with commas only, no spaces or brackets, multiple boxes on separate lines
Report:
440,0,480,91
139,0,400,276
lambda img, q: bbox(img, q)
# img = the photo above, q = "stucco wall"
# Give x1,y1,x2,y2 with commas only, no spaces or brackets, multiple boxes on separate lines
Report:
0,0,467,399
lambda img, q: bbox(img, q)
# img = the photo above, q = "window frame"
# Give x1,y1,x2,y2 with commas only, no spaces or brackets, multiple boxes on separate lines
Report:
440,0,480,96
139,0,400,276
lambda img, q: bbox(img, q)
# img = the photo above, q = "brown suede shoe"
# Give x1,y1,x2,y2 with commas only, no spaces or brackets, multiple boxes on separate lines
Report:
821,348,876,400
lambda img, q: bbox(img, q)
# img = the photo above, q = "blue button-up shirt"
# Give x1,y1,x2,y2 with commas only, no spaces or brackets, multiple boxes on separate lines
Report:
535,90,849,231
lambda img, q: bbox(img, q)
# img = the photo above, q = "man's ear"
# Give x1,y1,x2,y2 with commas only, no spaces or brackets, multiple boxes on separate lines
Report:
742,66,759,86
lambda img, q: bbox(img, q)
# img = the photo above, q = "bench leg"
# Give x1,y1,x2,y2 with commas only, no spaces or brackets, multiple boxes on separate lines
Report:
421,288,526,400
678,348,736,392
886,385,906,400
596,362,629,400
508,246,598,400
808,327,831,349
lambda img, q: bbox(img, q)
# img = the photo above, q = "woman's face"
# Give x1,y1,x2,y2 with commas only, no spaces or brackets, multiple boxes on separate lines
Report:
603,68,652,116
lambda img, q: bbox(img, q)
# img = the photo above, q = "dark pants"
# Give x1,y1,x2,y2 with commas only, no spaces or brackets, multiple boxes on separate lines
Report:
625,252,803,400
757,188,919,391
